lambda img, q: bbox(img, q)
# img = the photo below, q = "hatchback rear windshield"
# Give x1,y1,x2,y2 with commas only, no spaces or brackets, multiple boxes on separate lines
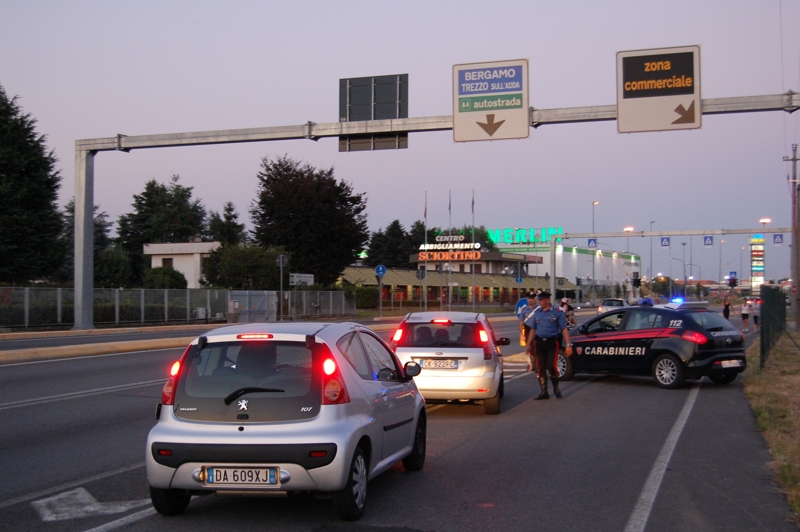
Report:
685,311,737,331
602,300,624,307
397,322,484,348
174,340,322,422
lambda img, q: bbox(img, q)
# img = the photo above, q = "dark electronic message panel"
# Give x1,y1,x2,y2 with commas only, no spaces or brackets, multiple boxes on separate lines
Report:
339,74,408,152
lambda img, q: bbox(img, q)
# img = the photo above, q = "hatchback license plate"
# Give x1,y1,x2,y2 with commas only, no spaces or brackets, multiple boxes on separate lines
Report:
721,360,742,368
205,467,278,486
423,359,457,369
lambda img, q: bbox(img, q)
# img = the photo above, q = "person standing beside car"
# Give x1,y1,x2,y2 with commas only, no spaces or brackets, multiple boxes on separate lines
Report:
524,291,573,399
752,299,761,332
723,295,731,320
741,299,751,332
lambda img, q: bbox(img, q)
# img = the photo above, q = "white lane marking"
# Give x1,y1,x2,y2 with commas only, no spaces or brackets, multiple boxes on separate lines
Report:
0,463,144,510
623,384,700,532
0,348,182,367
32,487,150,522
82,508,157,532
0,379,165,411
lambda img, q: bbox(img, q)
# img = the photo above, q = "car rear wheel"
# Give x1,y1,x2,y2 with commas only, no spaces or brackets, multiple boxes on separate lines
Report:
557,352,574,380
652,354,686,389
709,373,737,384
484,387,501,415
334,447,367,521
149,486,191,516
402,416,426,471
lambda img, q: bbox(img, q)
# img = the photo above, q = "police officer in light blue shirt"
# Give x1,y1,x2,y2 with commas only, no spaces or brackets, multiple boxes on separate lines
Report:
524,291,573,399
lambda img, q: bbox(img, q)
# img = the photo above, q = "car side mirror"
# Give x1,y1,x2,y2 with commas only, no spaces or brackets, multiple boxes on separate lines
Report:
497,337,510,346
579,325,587,334
404,361,421,378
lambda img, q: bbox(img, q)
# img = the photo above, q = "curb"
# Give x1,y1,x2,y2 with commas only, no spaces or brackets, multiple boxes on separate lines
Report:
0,337,197,365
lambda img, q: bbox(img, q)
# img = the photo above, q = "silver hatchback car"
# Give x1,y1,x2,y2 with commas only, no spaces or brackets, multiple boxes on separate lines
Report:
391,312,509,415
146,322,425,521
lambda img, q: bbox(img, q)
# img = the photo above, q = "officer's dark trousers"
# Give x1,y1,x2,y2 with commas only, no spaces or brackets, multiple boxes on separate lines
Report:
534,336,560,379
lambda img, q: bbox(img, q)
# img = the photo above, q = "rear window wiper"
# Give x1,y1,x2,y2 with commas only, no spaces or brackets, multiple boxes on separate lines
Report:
224,387,285,405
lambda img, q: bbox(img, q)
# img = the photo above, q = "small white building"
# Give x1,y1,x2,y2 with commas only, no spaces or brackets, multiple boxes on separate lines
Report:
143,242,221,289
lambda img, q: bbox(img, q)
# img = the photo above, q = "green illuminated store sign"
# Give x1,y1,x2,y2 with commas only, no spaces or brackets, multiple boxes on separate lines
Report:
488,227,563,244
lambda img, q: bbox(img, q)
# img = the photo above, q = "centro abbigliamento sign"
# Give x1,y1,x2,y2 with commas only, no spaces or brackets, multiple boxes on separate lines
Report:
417,235,481,262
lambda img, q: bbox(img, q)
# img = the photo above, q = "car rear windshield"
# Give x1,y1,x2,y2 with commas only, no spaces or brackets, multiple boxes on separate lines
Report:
397,321,484,348
174,340,321,422
603,300,623,307
685,311,737,331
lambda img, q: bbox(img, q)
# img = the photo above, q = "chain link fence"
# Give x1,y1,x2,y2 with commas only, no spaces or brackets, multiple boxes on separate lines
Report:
759,284,788,368
0,288,355,330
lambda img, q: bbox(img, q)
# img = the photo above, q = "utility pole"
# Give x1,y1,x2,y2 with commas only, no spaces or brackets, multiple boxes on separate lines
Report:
785,144,800,330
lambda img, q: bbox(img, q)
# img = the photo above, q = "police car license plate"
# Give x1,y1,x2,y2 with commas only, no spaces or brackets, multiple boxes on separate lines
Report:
423,359,457,369
204,467,279,487
721,360,742,368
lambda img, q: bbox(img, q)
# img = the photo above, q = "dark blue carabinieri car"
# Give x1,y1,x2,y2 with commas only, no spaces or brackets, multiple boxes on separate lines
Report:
558,301,746,388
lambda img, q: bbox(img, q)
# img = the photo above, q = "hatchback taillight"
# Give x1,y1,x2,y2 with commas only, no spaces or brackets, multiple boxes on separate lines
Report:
161,346,192,406
478,326,492,360
680,330,708,345
322,357,350,405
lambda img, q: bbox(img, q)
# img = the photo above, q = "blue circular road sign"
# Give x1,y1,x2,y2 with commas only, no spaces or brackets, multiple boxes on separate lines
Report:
375,265,386,277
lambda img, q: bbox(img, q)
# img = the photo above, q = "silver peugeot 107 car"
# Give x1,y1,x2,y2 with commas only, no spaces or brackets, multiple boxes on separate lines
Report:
146,322,425,521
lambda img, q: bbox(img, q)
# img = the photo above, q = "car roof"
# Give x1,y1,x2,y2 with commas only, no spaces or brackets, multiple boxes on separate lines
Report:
199,322,363,342
656,301,710,311
402,311,484,323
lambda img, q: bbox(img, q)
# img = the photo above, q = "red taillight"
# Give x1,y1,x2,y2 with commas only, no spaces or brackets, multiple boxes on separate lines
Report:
162,346,192,406
237,334,274,339
158,449,173,457
309,450,328,458
392,328,404,342
321,357,350,405
681,330,708,345
478,326,492,360
432,318,451,324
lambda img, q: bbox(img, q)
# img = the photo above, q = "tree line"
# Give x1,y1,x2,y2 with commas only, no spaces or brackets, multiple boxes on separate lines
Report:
1,84,499,291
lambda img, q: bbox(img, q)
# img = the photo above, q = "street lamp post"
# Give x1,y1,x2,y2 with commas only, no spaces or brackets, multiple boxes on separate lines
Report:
671,257,686,299
718,239,725,290
592,202,598,300
681,243,687,298
649,220,655,280
740,246,745,293
624,226,633,252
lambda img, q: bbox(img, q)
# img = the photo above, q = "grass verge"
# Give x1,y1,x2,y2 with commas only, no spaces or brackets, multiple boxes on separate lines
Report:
742,331,800,524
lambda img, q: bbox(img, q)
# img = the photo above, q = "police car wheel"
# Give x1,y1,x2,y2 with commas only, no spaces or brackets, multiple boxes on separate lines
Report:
652,354,686,389
708,373,737,385
557,353,574,381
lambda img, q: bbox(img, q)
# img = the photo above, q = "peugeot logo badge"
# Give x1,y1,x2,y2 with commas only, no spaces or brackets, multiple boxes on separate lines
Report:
238,399,248,411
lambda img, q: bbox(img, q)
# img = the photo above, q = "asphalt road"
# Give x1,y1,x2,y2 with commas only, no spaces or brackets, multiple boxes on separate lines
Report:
0,316,793,531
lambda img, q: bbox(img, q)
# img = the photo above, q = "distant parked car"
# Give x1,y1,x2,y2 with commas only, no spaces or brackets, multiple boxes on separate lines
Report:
597,298,631,314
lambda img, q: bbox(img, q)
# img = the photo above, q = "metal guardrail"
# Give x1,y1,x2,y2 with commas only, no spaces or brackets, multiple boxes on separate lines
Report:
0,288,355,329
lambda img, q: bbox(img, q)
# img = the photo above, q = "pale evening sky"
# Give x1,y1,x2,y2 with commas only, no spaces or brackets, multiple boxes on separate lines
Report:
1,0,798,282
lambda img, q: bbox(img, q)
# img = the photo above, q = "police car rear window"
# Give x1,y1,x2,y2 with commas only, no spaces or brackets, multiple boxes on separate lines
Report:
685,311,736,331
